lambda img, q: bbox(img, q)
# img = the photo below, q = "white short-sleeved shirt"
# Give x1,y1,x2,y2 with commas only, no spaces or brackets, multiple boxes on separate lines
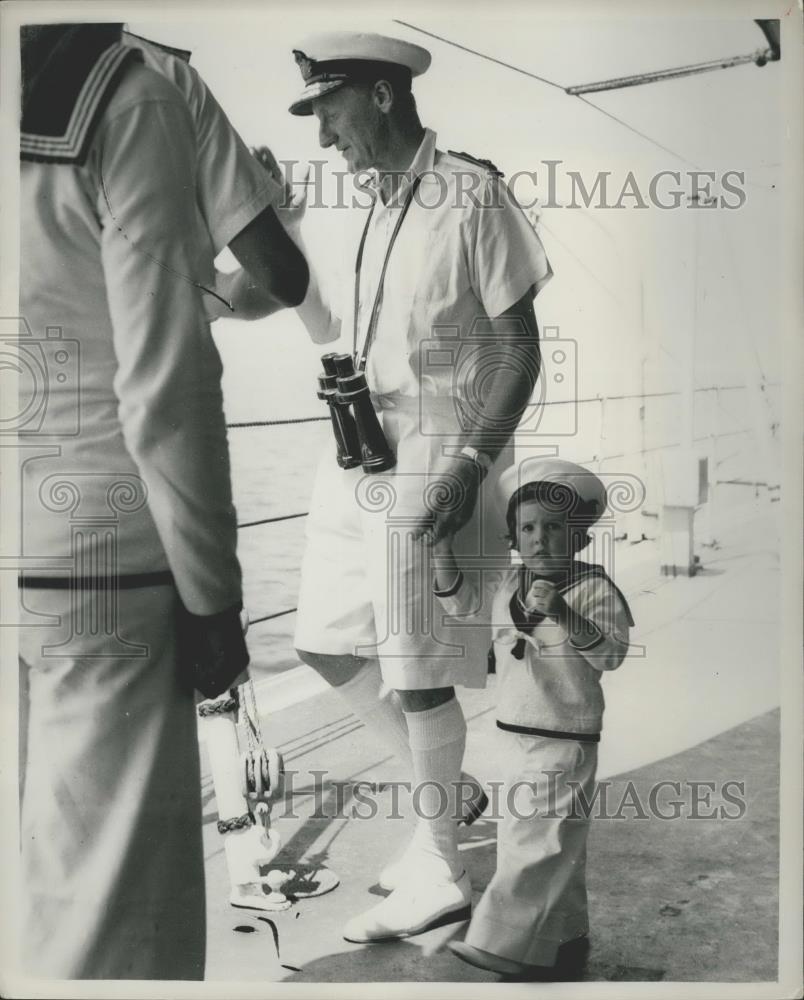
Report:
123,32,284,252
20,59,279,614
318,128,552,397
293,130,551,679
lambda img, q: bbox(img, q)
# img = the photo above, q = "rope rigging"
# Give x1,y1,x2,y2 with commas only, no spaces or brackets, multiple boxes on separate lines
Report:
234,381,778,634
566,49,779,96
393,18,780,174
565,18,779,95
227,415,328,429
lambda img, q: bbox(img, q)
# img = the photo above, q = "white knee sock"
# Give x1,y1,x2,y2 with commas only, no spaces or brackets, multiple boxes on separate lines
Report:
405,697,467,883
334,660,410,763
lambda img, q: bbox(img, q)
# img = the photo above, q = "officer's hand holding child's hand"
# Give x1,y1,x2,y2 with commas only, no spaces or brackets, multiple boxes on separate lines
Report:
524,579,565,618
413,459,482,546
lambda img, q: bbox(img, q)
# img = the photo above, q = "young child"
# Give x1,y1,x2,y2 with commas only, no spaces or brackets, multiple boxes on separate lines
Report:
433,457,634,978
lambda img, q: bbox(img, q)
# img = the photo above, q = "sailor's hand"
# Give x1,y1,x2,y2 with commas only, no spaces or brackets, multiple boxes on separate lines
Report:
412,461,482,547
178,601,250,698
524,579,564,617
250,145,308,228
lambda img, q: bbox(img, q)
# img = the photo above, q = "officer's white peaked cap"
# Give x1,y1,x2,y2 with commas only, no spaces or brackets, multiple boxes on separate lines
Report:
289,31,431,115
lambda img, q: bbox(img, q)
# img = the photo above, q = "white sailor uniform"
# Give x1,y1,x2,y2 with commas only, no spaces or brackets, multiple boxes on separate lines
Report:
293,128,553,690
435,562,632,965
18,37,280,979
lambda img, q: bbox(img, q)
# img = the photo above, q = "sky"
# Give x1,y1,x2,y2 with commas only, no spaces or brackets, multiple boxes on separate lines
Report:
124,11,785,481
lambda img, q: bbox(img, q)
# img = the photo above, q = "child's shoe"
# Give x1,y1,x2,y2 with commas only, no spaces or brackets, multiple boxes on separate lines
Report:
500,936,591,982
448,941,530,975
449,935,590,981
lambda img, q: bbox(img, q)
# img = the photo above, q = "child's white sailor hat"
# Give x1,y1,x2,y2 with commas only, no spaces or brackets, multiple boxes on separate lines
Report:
498,457,608,523
289,31,431,116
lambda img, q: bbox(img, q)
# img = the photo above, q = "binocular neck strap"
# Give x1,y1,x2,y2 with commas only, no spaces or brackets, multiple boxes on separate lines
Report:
353,174,423,372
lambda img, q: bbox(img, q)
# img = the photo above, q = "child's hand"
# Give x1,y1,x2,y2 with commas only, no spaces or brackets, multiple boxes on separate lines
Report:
432,534,461,594
524,579,565,618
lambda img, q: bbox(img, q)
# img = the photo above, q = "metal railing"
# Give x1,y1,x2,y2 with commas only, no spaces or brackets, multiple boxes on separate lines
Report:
230,381,779,629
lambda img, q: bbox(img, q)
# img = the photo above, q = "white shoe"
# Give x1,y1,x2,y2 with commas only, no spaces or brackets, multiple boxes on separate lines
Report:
343,871,472,943
378,776,487,892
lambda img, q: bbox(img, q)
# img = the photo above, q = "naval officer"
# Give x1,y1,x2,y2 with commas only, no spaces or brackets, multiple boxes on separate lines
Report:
263,30,552,942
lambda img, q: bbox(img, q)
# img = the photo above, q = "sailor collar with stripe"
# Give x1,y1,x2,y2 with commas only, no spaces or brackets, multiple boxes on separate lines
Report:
514,562,634,618
494,561,635,649
20,26,143,165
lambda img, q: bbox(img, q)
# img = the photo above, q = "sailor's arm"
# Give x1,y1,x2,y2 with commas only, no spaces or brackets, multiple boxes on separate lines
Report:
157,64,310,322
222,145,341,343
98,84,243,617
205,204,310,322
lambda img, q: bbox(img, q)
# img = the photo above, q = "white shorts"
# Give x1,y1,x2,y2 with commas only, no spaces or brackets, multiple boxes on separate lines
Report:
294,396,498,691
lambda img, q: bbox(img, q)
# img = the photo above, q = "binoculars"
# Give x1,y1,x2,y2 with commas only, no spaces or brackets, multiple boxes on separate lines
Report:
317,353,396,473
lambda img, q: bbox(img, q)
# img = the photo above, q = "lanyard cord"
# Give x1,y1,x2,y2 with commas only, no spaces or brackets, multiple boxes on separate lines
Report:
353,174,423,372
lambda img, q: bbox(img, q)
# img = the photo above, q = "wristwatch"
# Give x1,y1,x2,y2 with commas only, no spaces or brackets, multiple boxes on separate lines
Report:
458,445,493,479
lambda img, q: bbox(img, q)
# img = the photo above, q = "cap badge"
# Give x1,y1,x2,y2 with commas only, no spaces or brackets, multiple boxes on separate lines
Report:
293,50,316,81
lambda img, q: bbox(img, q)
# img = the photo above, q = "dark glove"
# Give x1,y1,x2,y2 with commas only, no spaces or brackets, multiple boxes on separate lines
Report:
177,600,249,698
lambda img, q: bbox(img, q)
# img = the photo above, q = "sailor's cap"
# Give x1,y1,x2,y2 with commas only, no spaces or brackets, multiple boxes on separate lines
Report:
499,457,607,523
289,31,431,116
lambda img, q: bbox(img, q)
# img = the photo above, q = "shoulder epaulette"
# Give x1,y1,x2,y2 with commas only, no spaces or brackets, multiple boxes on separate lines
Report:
447,150,504,177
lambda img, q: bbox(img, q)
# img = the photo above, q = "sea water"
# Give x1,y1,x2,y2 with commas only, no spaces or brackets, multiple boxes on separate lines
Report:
217,315,334,678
